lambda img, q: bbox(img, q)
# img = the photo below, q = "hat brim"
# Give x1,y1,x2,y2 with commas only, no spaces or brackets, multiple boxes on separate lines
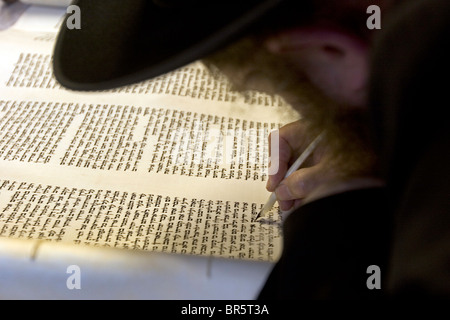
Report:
53,0,284,91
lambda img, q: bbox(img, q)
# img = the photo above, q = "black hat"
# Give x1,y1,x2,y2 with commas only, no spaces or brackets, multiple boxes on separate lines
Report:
53,0,292,91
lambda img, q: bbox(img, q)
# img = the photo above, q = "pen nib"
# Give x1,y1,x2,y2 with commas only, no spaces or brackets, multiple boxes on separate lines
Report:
252,210,262,222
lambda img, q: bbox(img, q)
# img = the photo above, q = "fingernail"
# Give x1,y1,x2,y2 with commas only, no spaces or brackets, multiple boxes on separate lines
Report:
275,184,292,200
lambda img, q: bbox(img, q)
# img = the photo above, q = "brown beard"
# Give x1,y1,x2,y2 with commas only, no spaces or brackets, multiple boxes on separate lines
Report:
203,36,380,178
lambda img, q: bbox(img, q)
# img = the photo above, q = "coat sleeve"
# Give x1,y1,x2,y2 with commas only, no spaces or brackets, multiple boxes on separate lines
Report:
258,187,391,299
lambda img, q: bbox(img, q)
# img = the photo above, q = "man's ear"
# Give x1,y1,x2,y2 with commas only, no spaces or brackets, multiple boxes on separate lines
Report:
265,26,369,107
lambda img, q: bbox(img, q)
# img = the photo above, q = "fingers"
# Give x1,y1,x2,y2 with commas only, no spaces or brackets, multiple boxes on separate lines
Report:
278,198,303,212
278,199,294,211
275,166,323,210
266,120,308,192
275,167,311,200
266,120,328,211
